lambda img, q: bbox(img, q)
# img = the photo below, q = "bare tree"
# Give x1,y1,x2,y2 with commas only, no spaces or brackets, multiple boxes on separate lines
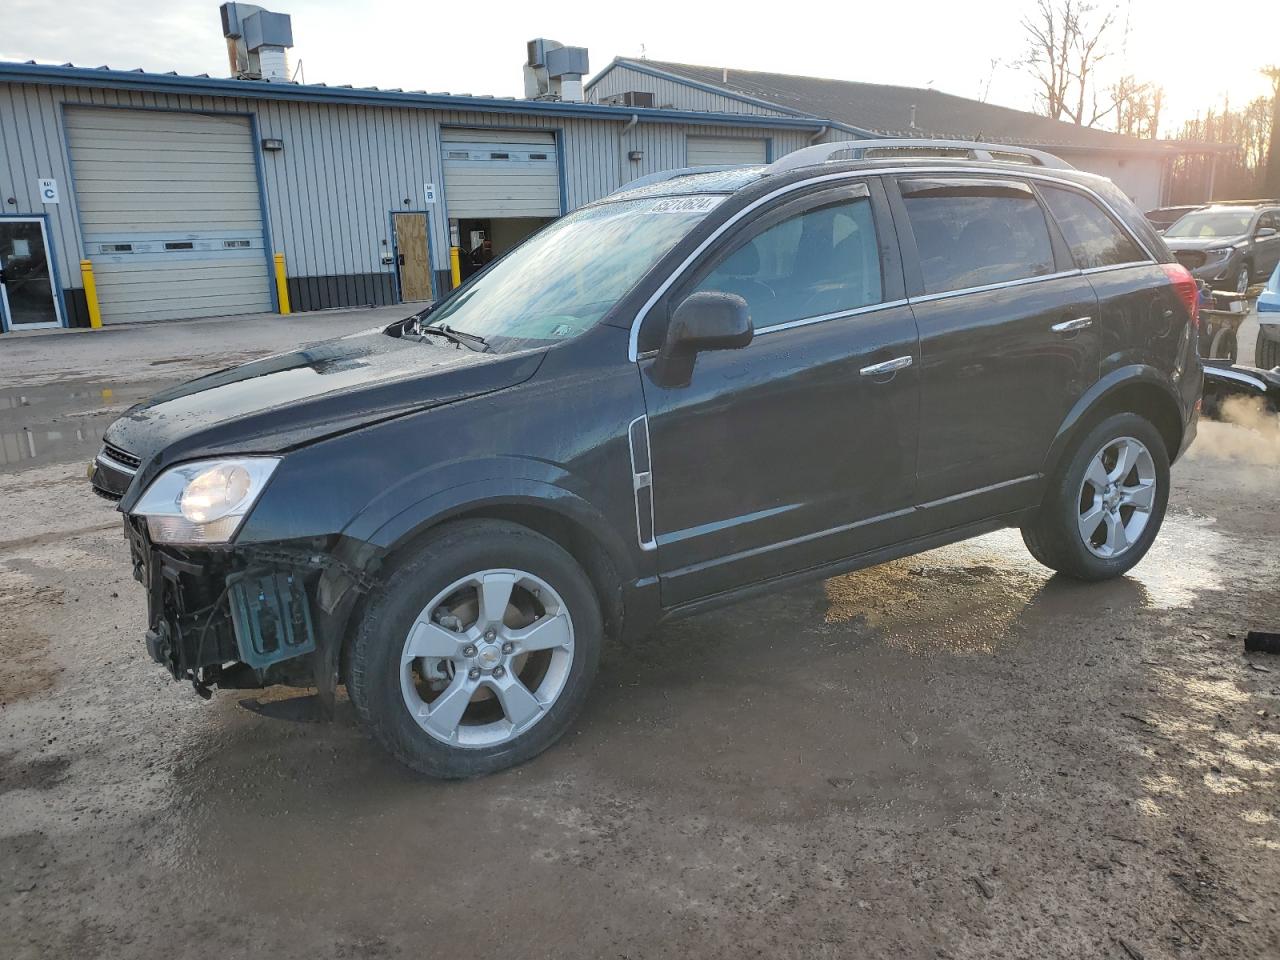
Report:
1263,66,1280,197
1112,75,1163,139
1022,0,1119,126
1169,91,1275,202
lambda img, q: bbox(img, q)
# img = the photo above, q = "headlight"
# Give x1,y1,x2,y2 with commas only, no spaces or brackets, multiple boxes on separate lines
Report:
132,457,279,544
1206,247,1231,258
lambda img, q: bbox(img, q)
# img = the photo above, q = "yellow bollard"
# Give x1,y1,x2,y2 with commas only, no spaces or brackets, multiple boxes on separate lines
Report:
80,259,102,329
273,252,291,315
449,246,462,289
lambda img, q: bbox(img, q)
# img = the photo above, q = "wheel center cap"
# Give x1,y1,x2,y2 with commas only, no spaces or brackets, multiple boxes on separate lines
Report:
476,644,503,668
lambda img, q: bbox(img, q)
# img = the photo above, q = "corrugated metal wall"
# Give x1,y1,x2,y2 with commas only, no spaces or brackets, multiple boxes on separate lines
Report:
0,78,826,322
589,64,789,117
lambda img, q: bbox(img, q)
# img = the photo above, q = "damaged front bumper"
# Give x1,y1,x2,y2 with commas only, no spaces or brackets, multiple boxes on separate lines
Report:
123,516,374,706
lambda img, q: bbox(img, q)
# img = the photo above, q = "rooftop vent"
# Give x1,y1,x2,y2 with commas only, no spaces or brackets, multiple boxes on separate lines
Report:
524,38,589,102
220,2,294,82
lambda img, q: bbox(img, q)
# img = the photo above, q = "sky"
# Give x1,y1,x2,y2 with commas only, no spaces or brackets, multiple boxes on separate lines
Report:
4,0,1278,135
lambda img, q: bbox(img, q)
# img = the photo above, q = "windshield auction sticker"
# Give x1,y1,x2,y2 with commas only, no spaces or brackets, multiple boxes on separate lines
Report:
646,196,724,214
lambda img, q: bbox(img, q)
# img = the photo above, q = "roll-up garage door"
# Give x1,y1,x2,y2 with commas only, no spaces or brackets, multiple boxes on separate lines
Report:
687,136,769,167
65,107,271,324
441,129,561,219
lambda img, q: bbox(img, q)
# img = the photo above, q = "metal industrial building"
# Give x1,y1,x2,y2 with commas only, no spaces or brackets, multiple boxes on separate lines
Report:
0,50,837,333
588,58,1214,214
0,9,1214,335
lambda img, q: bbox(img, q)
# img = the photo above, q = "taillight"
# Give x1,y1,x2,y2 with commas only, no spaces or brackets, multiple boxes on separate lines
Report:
1161,262,1200,331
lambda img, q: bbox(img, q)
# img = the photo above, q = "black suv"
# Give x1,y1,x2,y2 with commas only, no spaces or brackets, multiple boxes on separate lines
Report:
1162,200,1280,293
90,139,1203,778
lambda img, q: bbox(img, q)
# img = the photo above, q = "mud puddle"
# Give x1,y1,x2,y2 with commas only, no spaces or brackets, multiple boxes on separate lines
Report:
0,378,173,470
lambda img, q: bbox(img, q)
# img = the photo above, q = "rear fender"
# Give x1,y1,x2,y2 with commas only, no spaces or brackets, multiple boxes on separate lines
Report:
1042,365,1187,480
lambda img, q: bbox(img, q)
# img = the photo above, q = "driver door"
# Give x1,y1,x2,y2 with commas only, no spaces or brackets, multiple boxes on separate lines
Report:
1256,211,1280,277
635,180,921,606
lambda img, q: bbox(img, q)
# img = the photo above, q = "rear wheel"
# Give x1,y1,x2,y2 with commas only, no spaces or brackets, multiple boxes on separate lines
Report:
347,519,603,778
1022,413,1170,581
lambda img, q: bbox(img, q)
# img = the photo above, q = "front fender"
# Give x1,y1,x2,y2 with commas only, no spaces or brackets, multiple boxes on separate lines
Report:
356,474,641,585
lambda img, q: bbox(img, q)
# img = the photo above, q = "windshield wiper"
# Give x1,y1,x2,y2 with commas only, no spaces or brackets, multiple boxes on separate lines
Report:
410,320,488,351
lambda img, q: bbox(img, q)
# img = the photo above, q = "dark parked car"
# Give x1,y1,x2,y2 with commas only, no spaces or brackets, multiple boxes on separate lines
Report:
1145,204,1203,232
1162,201,1280,293
90,139,1203,778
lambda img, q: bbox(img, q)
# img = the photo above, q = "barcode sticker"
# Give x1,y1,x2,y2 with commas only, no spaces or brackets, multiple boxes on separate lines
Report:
646,196,723,214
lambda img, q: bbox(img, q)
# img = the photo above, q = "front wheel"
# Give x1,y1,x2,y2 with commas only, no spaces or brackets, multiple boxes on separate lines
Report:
346,519,603,778
1233,263,1251,294
1022,413,1170,581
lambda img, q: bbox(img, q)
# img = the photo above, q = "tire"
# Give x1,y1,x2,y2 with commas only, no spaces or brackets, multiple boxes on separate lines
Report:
1258,330,1280,370
1233,263,1251,294
1021,413,1170,581
1213,327,1233,363
1211,328,1238,364
346,519,603,778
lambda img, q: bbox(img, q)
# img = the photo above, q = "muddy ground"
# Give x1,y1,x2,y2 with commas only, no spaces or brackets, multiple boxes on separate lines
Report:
1,310,1278,959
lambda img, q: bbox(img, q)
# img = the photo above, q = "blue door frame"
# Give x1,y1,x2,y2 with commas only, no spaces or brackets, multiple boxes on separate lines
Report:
0,214,68,332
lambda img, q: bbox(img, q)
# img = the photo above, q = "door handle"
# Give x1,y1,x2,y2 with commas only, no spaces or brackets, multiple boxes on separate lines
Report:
1051,316,1093,334
860,355,913,377
397,254,405,266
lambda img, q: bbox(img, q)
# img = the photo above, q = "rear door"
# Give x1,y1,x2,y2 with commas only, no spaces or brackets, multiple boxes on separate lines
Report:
889,175,1099,522
638,178,920,605
1036,182,1174,381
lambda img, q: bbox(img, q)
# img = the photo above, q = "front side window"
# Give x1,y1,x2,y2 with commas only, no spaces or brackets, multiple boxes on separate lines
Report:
427,195,722,353
899,179,1055,295
1040,184,1145,269
688,193,883,330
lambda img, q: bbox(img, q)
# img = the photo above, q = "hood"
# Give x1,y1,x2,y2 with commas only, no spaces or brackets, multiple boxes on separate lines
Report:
105,325,545,465
1163,235,1247,252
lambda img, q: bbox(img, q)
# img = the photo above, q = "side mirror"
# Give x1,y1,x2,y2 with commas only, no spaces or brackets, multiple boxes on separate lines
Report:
650,291,753,387
1257,227,1277,239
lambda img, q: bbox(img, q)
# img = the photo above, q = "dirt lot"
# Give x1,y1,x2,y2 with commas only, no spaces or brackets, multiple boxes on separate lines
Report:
1,311,1278,959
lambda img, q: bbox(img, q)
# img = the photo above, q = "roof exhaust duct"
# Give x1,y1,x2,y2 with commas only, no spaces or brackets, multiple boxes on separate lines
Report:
220,3,294,82
524,38,589,102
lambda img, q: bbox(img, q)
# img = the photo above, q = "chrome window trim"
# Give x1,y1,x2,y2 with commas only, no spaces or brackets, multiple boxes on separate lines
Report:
907,269,1082,306
95,452,138,477
1080,260,1157,276
626,164,1157,362
753,298,911,336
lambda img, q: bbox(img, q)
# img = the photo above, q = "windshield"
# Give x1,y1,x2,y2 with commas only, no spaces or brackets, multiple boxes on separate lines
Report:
425,195,723,352
1164,210,1254,239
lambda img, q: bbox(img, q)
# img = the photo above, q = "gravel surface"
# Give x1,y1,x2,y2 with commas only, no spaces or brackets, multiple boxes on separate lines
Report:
1,309,1278,959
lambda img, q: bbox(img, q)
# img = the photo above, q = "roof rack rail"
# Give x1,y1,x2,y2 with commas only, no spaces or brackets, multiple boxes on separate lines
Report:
610,164,741,195
765,138,1073,176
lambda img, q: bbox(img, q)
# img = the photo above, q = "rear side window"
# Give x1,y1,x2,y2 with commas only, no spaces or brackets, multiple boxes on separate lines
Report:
899,179,1055,295
689,194,883,329
1039,184,1145,269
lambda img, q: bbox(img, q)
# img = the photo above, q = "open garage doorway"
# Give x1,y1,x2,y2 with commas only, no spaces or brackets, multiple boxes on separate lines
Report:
442,129,562,286
456,216,553,282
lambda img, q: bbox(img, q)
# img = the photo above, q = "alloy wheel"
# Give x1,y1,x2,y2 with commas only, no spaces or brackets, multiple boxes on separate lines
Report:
1236,265,1250,294
400,569,574,747
1076,436,1157,559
